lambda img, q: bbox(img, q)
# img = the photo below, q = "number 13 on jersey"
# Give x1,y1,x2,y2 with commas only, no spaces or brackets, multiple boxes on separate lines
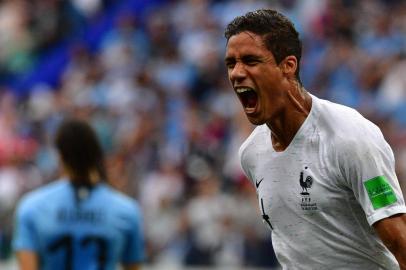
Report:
47,234,109,270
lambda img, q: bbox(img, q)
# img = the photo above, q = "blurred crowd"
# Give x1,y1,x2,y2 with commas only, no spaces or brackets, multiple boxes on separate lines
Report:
0,0,405,268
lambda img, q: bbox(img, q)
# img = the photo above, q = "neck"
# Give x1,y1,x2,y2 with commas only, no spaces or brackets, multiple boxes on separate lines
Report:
64,166,101,187
266,86,312,152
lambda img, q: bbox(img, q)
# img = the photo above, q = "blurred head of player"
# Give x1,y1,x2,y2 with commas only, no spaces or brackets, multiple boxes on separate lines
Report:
55,118,106,189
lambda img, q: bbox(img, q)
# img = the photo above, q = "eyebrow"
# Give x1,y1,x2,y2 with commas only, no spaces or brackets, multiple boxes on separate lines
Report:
224,54,263,63
241,55,262,61
224,56,235,63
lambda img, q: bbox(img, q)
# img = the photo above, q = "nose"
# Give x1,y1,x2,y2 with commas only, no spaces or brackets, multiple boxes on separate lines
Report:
229,62,246,83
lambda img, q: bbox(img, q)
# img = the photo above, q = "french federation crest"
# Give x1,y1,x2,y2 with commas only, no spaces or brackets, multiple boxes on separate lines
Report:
300,166,313,195
299,167,318,211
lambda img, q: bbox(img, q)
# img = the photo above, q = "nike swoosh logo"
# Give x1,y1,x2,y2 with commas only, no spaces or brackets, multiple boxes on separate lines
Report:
255,178,264,188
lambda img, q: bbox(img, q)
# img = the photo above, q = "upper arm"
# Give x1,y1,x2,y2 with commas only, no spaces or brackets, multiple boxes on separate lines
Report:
373,214,406,269
16,250,39,270
121,203,145,265
335,128,406,225
13,200,40,270
13,198,40,253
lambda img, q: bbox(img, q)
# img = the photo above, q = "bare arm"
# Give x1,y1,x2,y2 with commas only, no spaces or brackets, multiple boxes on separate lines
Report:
122,264,141,270
373,213,406,269
16,251,38,270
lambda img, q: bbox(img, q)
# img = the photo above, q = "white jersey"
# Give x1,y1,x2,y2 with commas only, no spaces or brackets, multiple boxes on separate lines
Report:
239,95,406,270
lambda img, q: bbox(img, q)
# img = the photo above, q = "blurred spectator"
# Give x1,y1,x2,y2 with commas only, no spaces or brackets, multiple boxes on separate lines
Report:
377,57,406,126
0,1,35,77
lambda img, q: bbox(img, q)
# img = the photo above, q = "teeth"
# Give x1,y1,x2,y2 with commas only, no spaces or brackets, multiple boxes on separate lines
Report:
236,88,253,93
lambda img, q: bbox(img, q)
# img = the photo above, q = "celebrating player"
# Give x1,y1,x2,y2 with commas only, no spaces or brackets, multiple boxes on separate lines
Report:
224,9,406,269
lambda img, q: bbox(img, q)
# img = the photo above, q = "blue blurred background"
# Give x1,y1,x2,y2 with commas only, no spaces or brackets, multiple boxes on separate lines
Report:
0,0,405,269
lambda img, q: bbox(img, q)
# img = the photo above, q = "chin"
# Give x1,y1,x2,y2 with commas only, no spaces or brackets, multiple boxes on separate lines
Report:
246,115,265,126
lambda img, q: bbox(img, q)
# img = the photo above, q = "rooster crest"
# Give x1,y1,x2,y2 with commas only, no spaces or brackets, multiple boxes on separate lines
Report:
300,168,313,195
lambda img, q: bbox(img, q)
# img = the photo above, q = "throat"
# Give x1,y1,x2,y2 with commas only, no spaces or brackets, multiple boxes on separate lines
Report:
267,91,312,152
268,120,298,152
271,133,289,152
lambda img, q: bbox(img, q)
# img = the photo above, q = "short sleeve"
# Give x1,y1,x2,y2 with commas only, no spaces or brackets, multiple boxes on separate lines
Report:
337,126,406,225
121,203,145,264
12,199,39,252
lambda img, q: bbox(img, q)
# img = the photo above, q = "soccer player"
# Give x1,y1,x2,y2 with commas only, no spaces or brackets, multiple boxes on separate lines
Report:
224,9,406,269
13,119,144,270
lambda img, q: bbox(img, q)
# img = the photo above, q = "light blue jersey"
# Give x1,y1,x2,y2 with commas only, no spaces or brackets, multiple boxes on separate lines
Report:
13,179,144,270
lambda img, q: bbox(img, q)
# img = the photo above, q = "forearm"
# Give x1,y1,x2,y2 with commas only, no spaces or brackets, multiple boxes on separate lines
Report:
385,235,406,269
373,214,406,269
16,251,39,270
395,254,406,270
122,263,141,270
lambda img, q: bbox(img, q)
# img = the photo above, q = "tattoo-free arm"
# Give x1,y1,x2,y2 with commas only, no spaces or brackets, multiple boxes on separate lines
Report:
373,214,406,269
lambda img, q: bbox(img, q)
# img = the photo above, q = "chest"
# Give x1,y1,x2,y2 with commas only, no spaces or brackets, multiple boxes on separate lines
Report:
250,144,350,230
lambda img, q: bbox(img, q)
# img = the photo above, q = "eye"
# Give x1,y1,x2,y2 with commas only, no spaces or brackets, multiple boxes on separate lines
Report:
225,60,236,69
243,57,260,66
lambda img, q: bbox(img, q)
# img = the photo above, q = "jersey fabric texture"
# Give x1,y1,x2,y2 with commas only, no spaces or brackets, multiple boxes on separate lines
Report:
239,94,406,270
13,179,144,270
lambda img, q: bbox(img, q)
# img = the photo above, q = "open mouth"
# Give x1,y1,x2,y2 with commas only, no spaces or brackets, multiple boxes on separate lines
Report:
236,88,258,113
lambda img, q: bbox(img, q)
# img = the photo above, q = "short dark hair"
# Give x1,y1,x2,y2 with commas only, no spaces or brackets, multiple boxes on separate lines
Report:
225,9,302,83
55,118,106,187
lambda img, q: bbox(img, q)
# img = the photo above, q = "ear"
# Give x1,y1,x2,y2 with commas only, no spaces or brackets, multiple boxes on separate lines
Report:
280,55,298,77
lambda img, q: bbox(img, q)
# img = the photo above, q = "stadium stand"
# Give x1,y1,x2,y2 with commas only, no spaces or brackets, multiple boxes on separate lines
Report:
0,0,405,269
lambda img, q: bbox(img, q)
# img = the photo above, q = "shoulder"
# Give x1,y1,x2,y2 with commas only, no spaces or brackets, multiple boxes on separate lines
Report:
315,97,386,151
313,97,394,178
316,97,371,133
17,180,68,212
239,125,268,161
99,185,142,217
238,125,269,182
15,180,68,223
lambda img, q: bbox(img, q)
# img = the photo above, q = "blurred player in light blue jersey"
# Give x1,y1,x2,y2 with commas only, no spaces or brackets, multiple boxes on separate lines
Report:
13,118,144,270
